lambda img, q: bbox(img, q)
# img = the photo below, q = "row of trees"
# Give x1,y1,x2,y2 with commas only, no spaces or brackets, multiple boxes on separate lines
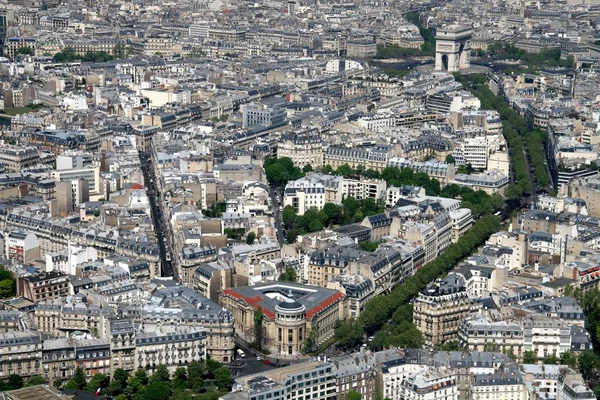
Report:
62,360,231,400
324,163,504,218
335,214,501,349
52,47,115,63
487,42,574,69
456,73,553,196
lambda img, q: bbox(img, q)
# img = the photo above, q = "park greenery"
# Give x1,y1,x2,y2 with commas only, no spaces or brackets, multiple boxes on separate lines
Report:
264,157,304,186
486,42,575,70
0,265,16,299
0,104,45,116
60,361,231,400
52,46,125,63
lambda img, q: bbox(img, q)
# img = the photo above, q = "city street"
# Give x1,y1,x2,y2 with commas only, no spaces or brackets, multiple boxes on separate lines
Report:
269,186,285,245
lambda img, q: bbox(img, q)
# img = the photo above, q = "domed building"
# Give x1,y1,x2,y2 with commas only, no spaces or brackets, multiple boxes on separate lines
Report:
220,282,345,357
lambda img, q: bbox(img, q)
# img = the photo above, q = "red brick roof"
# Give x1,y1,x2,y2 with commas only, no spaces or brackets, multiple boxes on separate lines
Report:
306,290,344,319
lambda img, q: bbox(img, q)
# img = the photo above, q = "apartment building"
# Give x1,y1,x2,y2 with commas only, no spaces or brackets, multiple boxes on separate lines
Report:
324,145,393,172
0,311,22,332
342,177,386,201
62,39,121,56
242,104,287,129
458,317,524,359
17,271,70,303
413,274,475,347
193,261,234,303
0,146,40,172
135,327,206,374
470,372,527,400
334,352,377,400
283,180,325,215
41,338,76,384
277,130,324,169
109,319,136,374
346,41,377,58
557,368,596,400
51,165,101,196
521,315,571,359
34,298,111,338
452,170,509,195
0,330,42,378
118,287,234,363
401,367,458,400
178,244,218,287
220,282,345,357
6,230,39,264
387,157,456,185
3,37,36,59
241,362,338,400
452,137,490,170
375,348,518,400
449,208,473,243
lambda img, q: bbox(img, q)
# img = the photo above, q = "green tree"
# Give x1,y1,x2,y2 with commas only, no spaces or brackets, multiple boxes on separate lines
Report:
434,341,461,351
286,228,302,244
86,373,108,393
187,360,206,392
113,368,129,384
246,232,256,245
0,278,14,298
65,367,87,390
15,47,34,56
358,241,379,252
214,367,232,390
317,210,329,226
445,154,456,164
522,351,537,364
323,203,340,225
133,381,172,400
308,220,323,232
150,365,171,384
282,206,297,226
7,374,24,390
25,376,47,387
578,350,600,380
173,367,188,391
302,164,313,173
544,354,559,365
279,267,297,282
206,358,222,376
336,164,355,177
172,391,194,400
347,391,361,400
335,320,364,350
559,351,577,369
254,308,264,348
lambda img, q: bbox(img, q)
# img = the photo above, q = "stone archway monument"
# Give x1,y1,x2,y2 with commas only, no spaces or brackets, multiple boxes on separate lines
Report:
435,25,472,72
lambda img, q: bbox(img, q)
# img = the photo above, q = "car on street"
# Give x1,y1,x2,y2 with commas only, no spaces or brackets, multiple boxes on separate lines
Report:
256,356,263,361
